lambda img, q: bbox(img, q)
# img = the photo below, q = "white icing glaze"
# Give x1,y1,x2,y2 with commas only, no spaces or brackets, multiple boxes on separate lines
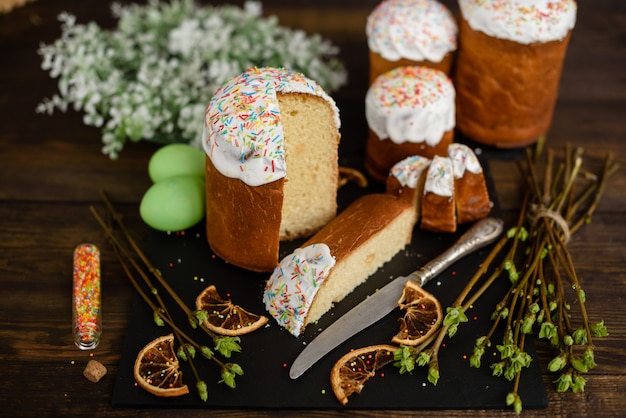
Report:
203,67,340,187
459,0,577,44
367,0,457,62
448,143,482,178
390,155,431,188
424,155,454,197
263,243,336,337
365,66,455,146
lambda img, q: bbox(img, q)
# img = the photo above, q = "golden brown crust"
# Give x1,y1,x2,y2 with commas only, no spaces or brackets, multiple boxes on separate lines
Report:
203,89,339,272
385,175,406,202
385,169,426,218
454,171,491,224
368,49,454,85
205,156,283,272
420,192,456,233
304,193,414,261
365,128,453,183
454,17,572,147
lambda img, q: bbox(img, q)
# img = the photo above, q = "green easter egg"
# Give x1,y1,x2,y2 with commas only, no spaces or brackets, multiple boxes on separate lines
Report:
140,175,205,231
148,143,205,183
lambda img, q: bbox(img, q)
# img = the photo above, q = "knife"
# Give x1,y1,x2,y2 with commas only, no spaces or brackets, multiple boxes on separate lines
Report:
289,217,504,379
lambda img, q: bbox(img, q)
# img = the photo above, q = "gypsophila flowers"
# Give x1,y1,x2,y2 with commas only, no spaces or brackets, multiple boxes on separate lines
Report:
37,0,347,158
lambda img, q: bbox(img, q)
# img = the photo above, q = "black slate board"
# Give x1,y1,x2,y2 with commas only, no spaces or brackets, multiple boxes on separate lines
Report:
112,159,548,410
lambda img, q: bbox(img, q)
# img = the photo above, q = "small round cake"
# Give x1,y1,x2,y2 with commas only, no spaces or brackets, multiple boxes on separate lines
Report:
454,0,577,147
365,65,455,183
366,0,458,84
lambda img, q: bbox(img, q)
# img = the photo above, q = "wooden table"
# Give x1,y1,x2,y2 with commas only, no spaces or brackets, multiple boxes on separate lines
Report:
1,1,624,416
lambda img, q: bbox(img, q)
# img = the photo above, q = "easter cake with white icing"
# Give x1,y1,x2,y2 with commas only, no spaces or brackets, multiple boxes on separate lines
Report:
454,0,577,147
365,65,455,183
366,0,457,84
202,67,341,272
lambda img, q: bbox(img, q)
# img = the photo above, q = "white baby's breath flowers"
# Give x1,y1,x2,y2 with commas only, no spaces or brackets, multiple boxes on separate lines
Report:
37,0,347,159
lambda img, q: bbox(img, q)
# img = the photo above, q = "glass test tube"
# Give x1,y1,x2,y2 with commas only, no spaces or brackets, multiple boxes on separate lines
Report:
73,243,102,350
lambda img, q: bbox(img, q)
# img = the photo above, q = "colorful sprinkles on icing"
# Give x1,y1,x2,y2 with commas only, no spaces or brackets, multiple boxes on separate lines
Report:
390,155,432,188
73,243,101,350
459,0,577,44
263,243,336,337
447,143,483,178
367,0,457,62
374,66,449,109
365,66,455,145
203,67,340,187
424,155,454,197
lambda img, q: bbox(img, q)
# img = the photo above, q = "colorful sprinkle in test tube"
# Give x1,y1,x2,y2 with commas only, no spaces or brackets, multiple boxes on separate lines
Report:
73,244,101,350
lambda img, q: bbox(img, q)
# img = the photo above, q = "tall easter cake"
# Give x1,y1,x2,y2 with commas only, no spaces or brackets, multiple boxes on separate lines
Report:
203,67,341,272
454,0,577,147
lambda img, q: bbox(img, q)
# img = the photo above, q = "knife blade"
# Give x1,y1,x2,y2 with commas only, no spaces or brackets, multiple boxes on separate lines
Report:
289,217,504,379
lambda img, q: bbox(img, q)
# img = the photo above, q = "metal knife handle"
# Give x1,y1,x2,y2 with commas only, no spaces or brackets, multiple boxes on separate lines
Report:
409,217,503,287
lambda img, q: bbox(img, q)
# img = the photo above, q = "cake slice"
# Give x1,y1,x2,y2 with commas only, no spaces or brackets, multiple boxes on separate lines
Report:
386,154,431,219
447,143,491,224
420,155,456,233
263,193,416,337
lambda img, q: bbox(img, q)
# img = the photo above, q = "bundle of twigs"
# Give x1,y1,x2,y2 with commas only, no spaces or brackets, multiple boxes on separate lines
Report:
91,191,244,401
394,143,618,413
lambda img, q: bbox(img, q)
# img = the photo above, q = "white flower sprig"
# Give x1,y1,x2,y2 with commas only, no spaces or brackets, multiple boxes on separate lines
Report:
37,0,348,158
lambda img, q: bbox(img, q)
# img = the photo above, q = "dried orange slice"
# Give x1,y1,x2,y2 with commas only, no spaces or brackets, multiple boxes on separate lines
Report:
133,334,189,397
330,344,397,406
392,280,443,346
195,284,268,336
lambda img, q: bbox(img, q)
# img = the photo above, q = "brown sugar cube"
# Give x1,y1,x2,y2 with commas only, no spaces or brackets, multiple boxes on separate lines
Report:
83,359,107,383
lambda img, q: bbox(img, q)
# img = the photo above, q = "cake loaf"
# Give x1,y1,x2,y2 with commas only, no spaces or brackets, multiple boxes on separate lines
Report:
454,0,577,147
263,193,416,337
203,67,341,272
386,154,431,218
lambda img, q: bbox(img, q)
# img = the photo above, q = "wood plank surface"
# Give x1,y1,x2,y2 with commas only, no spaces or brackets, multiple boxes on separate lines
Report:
1,0,624,417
